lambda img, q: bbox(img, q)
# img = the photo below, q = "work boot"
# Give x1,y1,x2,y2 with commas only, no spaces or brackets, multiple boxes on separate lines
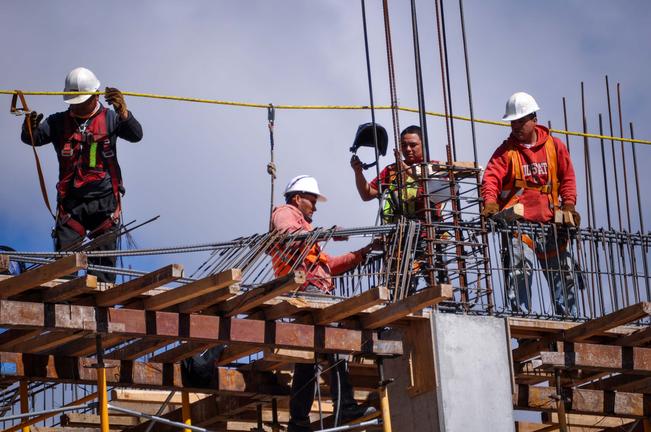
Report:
287,419,311,432
339,404,377,424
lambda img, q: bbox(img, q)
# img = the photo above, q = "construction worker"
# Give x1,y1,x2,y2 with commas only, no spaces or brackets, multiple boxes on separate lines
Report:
271,175,376,431
351,125,446,291
481,92,582,316
351,125,436,222
20,67,143,283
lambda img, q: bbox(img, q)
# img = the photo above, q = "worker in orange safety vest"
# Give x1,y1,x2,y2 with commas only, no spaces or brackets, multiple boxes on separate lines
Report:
481,92,583,316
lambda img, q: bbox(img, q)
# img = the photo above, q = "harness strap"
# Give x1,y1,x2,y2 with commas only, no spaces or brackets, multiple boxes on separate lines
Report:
11,91,56,219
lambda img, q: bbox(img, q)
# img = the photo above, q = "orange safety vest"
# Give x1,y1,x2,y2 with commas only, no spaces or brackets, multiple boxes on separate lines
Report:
499,137,565,259
271,243,329,278
498,136,560,212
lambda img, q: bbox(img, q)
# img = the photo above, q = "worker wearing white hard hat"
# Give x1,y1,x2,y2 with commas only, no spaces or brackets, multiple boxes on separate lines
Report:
271,174,378,431
18,67,143,283
481,91,583,317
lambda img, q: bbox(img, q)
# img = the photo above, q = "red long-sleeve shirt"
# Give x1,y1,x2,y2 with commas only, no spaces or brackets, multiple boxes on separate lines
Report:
481,125,577,223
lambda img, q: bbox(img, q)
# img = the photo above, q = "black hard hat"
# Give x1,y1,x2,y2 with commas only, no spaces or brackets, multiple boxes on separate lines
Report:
351,122,388,157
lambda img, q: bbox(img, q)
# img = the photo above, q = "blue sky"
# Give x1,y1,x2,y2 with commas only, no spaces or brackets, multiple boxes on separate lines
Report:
1,0,649,274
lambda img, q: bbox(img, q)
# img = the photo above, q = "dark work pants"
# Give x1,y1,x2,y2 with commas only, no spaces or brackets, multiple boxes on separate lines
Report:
289,358,356,431
54,194,119,283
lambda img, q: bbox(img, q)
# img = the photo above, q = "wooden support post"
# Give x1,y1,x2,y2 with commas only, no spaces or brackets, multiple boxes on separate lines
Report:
182,391,192,432
20,379,30,432
96,335,110,432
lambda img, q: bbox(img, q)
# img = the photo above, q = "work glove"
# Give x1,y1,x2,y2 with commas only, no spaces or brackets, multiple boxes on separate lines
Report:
24,111,43,132
562,204,581,227
104,87,128,119
266,161,277,179
481,201,500,218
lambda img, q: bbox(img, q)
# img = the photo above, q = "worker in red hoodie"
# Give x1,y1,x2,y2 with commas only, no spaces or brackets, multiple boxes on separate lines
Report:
481,92,582,316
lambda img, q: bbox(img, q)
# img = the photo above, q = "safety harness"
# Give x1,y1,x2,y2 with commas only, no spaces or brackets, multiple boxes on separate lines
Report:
499,136,565,259
57,108,123,238
380,166,420,223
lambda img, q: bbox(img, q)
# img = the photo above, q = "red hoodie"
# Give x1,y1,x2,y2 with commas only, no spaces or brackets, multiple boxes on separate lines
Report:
481,125,576,223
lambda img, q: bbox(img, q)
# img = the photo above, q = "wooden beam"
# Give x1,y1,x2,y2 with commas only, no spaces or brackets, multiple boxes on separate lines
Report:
217,344,260,365
542,412,635,428
95,264,184,307
61,412,139,428
53,334,125,358
175,285,240,314
0,299,402,357
564,302,651,342
0,352,289,395
111,389,209,404
312,287,389,325
216,272,306,317
14,331,88,354
259,298,310,321
42,276,98,303
149,341,215,363
105,338,171,361
0,329,41,351
538,341,651,374
360,284,452,329
0,254,87,299
144,269,241,311
514,384,651,418
616,326,651,347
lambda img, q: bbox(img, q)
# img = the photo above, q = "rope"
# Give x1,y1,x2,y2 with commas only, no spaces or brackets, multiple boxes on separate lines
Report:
3,89,650,145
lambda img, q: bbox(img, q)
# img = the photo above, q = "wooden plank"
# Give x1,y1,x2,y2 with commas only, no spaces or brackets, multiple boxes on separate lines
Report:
144,269,241,311
563,302,651,342
539,342,651,374
111,389,209,404
148,341,214,363
42,276,98,303
105,338,171,361
509,317,637,339
61,413,139,428
0,254,87,299
259,297,310,321
312,287,389,325
514,385,651,418
0,352,289,395
542,412,635,428
262,348,314,364
217,272,306,317
0,329,42,351
95,264,184,307
175,285,240,314
217,344,260,365
14,331,88,354
360,284,452,329
615,326,651,347
53,334,125,357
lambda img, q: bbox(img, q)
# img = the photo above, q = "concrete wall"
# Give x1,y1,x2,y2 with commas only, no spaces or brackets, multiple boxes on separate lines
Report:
383,312,514,432
432,312,515,432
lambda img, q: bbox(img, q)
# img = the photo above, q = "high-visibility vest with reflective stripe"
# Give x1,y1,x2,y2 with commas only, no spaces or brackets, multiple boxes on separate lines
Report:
498,136,560,212
271,243,328,278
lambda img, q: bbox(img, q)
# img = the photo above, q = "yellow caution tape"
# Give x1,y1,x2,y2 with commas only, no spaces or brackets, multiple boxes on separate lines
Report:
2,89,650,145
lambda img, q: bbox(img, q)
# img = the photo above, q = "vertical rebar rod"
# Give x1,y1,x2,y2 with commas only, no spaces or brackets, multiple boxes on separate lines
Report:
562,97,571,155
616,83,632,232
605,76,623,230
360,0,383,216
598,114,612,229
629,122,650,298
381,0,401,151
580,82,596,228
458,0,478,165
409,0,438,290
438,0,457,160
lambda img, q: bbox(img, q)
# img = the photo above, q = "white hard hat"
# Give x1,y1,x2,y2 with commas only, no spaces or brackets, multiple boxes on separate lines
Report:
63,67,100,104
284,175,327,202
502,92,540,121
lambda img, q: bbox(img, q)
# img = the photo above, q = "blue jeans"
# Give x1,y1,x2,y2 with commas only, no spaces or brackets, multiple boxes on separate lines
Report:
504,230,582,316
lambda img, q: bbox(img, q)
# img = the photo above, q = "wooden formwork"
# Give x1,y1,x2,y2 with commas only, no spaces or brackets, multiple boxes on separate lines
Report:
510,304,651,431
0,253,453,431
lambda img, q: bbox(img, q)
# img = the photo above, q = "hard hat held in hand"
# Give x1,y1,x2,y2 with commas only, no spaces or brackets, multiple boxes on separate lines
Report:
284,175,327,202
502,92,540,121
63,67,100,105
